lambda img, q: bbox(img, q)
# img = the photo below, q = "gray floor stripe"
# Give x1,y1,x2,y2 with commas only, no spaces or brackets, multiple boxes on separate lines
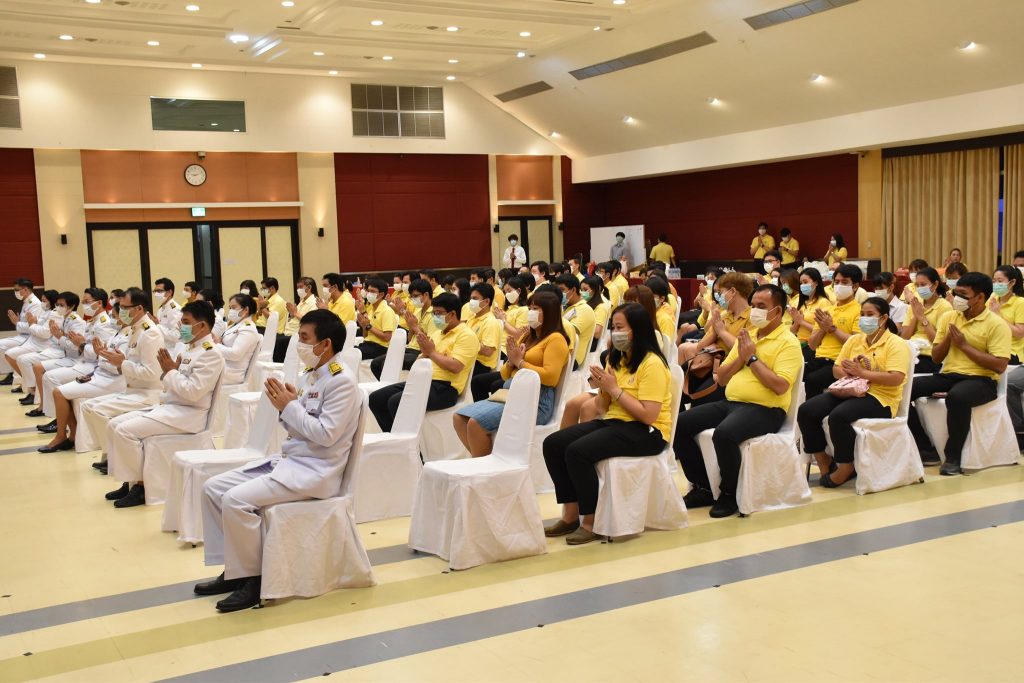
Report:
0,445,47,456
159,500,1024,683
0,542,425,637
0,426,40,436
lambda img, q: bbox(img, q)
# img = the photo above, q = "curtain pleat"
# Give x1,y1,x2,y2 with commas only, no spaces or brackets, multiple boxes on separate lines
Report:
1003,144,1024,264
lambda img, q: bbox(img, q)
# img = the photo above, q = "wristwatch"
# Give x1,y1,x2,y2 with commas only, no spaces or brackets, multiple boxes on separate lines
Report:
746,355,759,367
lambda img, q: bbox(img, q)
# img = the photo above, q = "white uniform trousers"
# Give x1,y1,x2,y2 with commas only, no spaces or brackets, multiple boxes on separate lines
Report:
107,412,187,483
202,462,311,580
42,366,88,417
15,350,60,390
4,345,37,380
80,390,160,457
0,337,27,373
58,376,128,451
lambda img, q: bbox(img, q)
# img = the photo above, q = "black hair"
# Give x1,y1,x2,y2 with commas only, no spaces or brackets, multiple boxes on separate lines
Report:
555,273,581,293
831,233,846,249
408,278,433,297
861,297,900,334
41,289,59,308
365,277,389,294
453,278,471,308
607,303,667,374
198,288,224,310
184,281,199,293
658,233,668,242
757,222,768,230
110,288,125,300
154,277,175,294
261,277,279,291
1014,250,1024,261
441,274,457,288
916,267,948,298
230,293,257,317
764,250,782,262
57,290,80,311
14,278,33,289
581,275,604,310
470,268,488,281
497,268,516,283
616,231,626,239
645,276,669,298
507,234,519,242
504,275,530,310
956,271,993,300
602,260,621,275
323,273,349,292
432,292,460,317
300,309,345,354
84,287,108,308
835,263,863,284
470,282,494,306
993,266,1024,297
239,279,258,295
534,283,561,298
945,262,968,279
182,300,215,330
798,267,827,307
482,268,496,281
781,227,791,237
549,262,567,276
705,268,724,280
753,284,787,311
908,258,929,272
872,272,896,291
531,261,549,276
122,287,151,313
419,269,438,283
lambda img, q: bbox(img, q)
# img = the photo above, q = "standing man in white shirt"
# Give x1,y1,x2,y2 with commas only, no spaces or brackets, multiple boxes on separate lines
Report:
502,234,527,271
153,277,183,351
0,278,44,385
196,309,359,612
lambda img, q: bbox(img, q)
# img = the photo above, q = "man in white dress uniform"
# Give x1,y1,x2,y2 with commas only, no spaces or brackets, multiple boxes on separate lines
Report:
105,300,225,508
196,309,358,613
153,277,183,351
22,291,88,418
0,278,43,384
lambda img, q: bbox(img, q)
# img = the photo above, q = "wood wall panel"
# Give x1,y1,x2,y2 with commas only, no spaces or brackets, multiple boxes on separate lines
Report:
496,155,554,201
0,148,43,284
84,207,300,223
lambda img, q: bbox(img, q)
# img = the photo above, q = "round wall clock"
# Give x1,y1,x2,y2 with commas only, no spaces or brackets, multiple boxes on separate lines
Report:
184,163,207,186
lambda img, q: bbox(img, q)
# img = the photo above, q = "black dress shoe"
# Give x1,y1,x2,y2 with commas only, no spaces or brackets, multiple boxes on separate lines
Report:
216,576,262,613
10,385,22,394
25,408,44,417
940,461,963,476
37,419,57,432
710,494,739,519
104,482,129,500
0,373,13,385
18,393,35,405
92,461,107,470
194,572,247,596
920,449,941,465
97,464,108,475
114,484,146,508
682,486,716,509
38,439,74,453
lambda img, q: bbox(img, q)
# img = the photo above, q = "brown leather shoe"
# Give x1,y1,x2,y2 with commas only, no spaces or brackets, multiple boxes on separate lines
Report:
543,519,580,537
565,527,603,545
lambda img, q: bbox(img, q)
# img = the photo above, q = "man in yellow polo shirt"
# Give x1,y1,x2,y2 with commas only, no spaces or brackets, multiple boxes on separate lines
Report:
908,272,1011,476
357,278,398,360
254,277,289,361
596,262,621,307
320,273,355,325
371,278,438,380
419,270,444,298
368,292,480,433
464,282,503,377
674,284,802,518
778,228,800,266
806,263,863,397
649,233,676,267
556,274,596,371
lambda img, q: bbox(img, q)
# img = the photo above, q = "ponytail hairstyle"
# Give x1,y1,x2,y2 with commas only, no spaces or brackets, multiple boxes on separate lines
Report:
862,296,899,334
993,265,1024,297
917,267,948,298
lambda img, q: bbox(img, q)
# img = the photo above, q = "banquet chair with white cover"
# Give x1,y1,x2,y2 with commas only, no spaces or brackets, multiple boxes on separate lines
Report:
354,358,432,522
162,393,279,544
254,330,299,388
341,320,359,353
255,312,279,364
418,371,474,462
593,364,688,538
915,372,1020,472
260,395,376,600
696,363,811,516
408,370,545,570
223,334,300,449
208,324,266,438
358,328,407,393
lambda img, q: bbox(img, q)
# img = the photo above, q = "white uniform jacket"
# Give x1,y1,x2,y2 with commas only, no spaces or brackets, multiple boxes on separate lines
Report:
76,320,127,377
145,335,224,432
12,294,44,341
156,298,183,349
22,308,62,353
219,318,261,384
121,318,164,391
243,353,360,500
51,312,90,366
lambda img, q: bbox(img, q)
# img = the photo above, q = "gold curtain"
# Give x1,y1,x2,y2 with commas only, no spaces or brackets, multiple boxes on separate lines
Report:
883,147,1000,274
1004,144,1024,264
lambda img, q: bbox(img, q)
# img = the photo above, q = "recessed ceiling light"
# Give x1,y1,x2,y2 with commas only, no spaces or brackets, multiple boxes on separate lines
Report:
446,75,456,80
549,131,560,138
448,58,459,64
446,26,459,32
328,70,338,75
34,53,46,59
185,4,200,11
622,115,636,124
516,51,526,58
809,73,825,83
593,26,602,31
313,50,325,56
233,128,240,132
706,96,721,105
191,63,202,68
281,0,295,6
959,40,977,51
613,0,626,5
229,33,249,43
85,0,101,4
147,40,160,46
210,122,219,126
382,55,393,61
370,19,384,26
59,35,74,41
519,31,531,37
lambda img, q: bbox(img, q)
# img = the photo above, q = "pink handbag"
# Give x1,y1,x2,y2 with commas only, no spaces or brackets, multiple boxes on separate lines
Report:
827,376,870,398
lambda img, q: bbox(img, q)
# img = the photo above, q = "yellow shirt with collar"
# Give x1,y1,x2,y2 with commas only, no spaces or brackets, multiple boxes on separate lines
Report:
432,285,444,298
837,330,911,417
491,286,505,310
604,351,672,441
649,242,675,264
718,307,753,352
934,307,1012,379
813,297,860,360
466,310,503,369
988,294,1024,359
655,302,676,340
903,296,952,356
430,323,480,393
327,292,356,325
364,299,397,347
750,235,775,260
574,271,585,282
406,304,438,352
826,247,848,267
593,299,612,332
795,296,832,342
780,237,800,265
564,299,596,367
256,293,288,334
612,274,630,299
723,323,803,410
285,294,319,336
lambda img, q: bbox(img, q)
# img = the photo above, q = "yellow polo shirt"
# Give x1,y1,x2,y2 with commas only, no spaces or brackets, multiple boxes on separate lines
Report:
604,279,622,307
649,242,675,264
989,294,1024,359
903,297,952,357
328,292,356,325
466,310,502,369
430,323,481,393
564,299,596,367
256,293,288,334
934,308,1012,379
826,247,848,266
655,302,676,340
364,300,397,347
406,305,437,351
285,294,319,336
723,323,803,410
432,285,444,298
492,287,505,310
750,235,775,260
718,307,753,352
604,351,672,441
836,330,911,417
779,237,800,265
593,300,612,333
796,296,832,342
813,298,860,360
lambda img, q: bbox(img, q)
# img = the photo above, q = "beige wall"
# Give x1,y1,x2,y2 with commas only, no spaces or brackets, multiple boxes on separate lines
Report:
297,153,340,279
858,150,883,261
35,149,89,293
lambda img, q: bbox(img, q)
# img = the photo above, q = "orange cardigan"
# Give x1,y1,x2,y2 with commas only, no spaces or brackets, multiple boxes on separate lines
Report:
500,331,570,386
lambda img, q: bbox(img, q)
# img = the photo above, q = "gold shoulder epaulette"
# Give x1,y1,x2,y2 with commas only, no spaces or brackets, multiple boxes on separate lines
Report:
202,341,213,350
328,361,342,376
142,322,151,330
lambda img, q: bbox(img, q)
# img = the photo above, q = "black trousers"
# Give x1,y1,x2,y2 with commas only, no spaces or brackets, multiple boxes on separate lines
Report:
804,357,836,398
471,370,505,402
271,334,290,363
368,379,458,433
542,420,665,516
800,342,815,363
797,393,889,463
908,373,997,464
370,348,420,380
360,341,388,361
673,401,786,498
915,355,942,374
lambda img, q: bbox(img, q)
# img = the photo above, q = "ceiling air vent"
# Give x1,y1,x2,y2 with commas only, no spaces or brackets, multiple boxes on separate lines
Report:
569,31,716,80
494,81,553,103
744,0,860,30
0,66,20,129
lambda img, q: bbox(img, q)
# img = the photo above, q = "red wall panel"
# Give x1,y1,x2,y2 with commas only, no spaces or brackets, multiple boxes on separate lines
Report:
335,153,490,273
562,154,858,263
0,148,43,284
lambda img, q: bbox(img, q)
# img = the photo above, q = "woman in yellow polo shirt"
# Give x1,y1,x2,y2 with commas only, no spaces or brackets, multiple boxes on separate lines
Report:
788,268,832,362
823,233,848,267
494,275,531,343
900,267,951,374
988,265,1024,365
806,263,864,397
797,297,910,487
581,276,611,352
542,303,671,545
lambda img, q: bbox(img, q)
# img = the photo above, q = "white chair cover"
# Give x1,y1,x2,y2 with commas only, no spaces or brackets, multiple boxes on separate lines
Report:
222,338,304,449
697,364,811,515
359,328,406,383
260,396,376,599
255,334,299,388
255,312,279,364
209,329,264,437
73,397,99,453
419,373,474,462
161,395,280,543
355,359,432,523
341,320,359,354
915,372,1019,471
527,333,578,493
593,365,688,537
408,370,545,570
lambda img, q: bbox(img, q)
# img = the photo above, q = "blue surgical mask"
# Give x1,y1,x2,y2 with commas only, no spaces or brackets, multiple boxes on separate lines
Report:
782,283,793,296
858,316,880,335
581,291,592,302
714,292,727,307
993,282,1010,297
799,283,814,296
945,279,958,288
917,285,933,300
179,324,194,343
432,313,446,328
561,293,568,307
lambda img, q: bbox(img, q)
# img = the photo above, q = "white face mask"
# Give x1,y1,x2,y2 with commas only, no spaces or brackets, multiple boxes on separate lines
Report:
830,239,838,247
467,299,481,314
14,290,24,301
296,341,326,368
952,295,970,312
366,292,378,304
260,288,270,297
41,301,51,311
527,309,541,329
322,286,331,297
763,261,775,273
533,273,541,283
240,288,251,296
154,291,166,304
82,302,100,316
411,296,423,309
296,288,307,298
451,288,459,298
509,239,518,247
227,308,242,322
55,305,67,317
505,290,519,305
874,289,890,299
749,306,776,329
833,283,854,300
